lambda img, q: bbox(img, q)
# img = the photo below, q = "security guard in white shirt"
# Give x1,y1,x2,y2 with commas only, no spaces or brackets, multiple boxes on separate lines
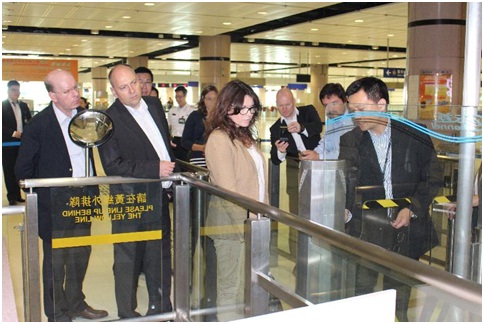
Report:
167,85,196,161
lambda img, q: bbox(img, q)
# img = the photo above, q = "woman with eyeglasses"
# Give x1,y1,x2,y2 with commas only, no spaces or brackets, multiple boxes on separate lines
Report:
204,80,267,321
181,84,218,168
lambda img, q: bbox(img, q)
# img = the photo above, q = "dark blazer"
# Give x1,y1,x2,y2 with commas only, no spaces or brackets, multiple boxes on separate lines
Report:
2,99,31,142
181,110,206,160
14,104,90,241
339,119,443,258
269,104,323,165
98,96,177,179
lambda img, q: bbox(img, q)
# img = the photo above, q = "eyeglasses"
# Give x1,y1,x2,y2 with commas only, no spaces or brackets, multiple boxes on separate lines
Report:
55,85,80,96
231,106,259,115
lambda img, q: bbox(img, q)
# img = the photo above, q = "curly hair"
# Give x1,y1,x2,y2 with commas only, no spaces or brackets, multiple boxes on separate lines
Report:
205,80,261,147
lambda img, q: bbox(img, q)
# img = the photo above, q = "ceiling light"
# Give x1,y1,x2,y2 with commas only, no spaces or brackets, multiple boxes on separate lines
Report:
310,28,318,31
105,25,113,29
347,40,353,43
223,22,231,25
195,30,203,34
81,39,87,42
3,20,11,23
387,34,394,37
371,46,379,50
300,42,305,46
2,26,8,30
144,3,155,6
247,38,255,43
173,34,181,39
312,42,319,46
91,30,99,35
354,19,364,23
158,34,164,39
258,11,267,15
122,16,131,19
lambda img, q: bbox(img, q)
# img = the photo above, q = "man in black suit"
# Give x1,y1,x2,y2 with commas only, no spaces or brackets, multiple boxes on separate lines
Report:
98,64,177,318
339,77,442,321
15,69,108,322
269,87,323,259
2,80,32,205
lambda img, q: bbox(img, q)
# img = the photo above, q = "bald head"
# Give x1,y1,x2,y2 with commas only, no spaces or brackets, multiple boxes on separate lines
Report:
109,64,142,109
45,69,80,115
276,87,296,118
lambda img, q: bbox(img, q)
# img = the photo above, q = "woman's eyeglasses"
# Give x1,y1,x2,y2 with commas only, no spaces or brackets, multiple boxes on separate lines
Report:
230,106,259,115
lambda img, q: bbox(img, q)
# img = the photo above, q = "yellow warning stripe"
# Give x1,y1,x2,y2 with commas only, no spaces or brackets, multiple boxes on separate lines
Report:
52,230,162,249
362,198,411,210
433,196,454,204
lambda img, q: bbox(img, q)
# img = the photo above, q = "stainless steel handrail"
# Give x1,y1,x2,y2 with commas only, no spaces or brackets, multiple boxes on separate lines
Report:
19,173,482,307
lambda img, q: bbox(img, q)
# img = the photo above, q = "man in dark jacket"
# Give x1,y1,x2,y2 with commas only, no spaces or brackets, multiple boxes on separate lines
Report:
98,64,177,319
339,77,442,321
2,80,31,205
15,69,107,322
269,87,323,259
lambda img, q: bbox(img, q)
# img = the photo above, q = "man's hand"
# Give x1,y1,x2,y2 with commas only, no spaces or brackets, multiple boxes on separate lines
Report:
287,121,302,133
170,140,176,148
13,131,22,139
299,150,319,160
159,160,176,177
391,207,412,229
275,140,289,153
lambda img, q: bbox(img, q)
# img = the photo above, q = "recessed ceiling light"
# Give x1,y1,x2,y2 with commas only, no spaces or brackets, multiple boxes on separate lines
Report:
223,22,231,25
195,30,203,34
122,16,131,19
105,25,113,29
347,40,353,43
258,11,267,15
354,19,364,23
387,34,394,37
81,39,87,42
144,3,155,6
310,28,318,31
65,48,71,51
3,20,11,23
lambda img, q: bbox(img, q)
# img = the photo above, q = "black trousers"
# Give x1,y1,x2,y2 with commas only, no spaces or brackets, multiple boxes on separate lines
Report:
42,240,91,321
355,261,414,322
113,191,172,318
2,146,21,201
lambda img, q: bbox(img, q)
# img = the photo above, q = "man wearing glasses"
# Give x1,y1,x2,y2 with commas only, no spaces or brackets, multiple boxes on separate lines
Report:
299,83,354,160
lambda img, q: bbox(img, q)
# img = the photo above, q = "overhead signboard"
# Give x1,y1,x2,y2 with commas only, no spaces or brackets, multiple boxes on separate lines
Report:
383,68,405,79
2,58,78,81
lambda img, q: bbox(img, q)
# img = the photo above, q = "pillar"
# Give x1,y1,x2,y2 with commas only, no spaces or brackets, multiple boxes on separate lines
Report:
91,67,108,109
405,3,466,120
127,56,149,71
309,64,329,120
199,35,231,93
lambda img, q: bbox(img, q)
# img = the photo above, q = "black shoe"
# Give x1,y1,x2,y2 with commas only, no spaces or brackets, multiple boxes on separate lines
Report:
72,305,108,320
8,200,17,206
17,198,25,203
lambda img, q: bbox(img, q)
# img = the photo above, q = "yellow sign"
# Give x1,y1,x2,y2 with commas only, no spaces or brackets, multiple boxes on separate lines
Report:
2,58,78,81
418,73,452,120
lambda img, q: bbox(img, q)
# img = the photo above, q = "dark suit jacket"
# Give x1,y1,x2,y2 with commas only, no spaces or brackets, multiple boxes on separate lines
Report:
269,105,323,165
98,97,177,232
15,104,92,241
2,99,32,142
339,119,443,258
99,96,177,178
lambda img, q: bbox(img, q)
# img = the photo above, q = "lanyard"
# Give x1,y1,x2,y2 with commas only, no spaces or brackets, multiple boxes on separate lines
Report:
381,141,392,179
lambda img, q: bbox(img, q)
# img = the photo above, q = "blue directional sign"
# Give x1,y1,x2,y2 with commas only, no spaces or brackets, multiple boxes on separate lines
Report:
383,68,405,78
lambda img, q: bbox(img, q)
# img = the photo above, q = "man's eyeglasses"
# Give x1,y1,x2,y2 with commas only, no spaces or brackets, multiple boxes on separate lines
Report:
231,106,259,115
55,86,80,96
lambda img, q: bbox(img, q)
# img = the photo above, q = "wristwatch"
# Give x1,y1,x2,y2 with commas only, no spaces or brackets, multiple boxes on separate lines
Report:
410,211,417,219
299,124,306,133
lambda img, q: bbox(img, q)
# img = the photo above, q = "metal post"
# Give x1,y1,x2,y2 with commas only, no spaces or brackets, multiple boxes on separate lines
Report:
245,216,271,317
24,193,42,322
268,159,280,267
453,1,481,280
174,183,191,321
296,160,346,302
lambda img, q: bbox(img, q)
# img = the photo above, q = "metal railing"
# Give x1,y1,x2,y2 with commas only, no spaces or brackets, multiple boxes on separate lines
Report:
10,172,482,321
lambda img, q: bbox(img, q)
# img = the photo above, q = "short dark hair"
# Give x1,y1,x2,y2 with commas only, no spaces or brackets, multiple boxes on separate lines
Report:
7,80,20,88
134,66,154,82
319,83,346,102
175,86,187,96
346,77,389,104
